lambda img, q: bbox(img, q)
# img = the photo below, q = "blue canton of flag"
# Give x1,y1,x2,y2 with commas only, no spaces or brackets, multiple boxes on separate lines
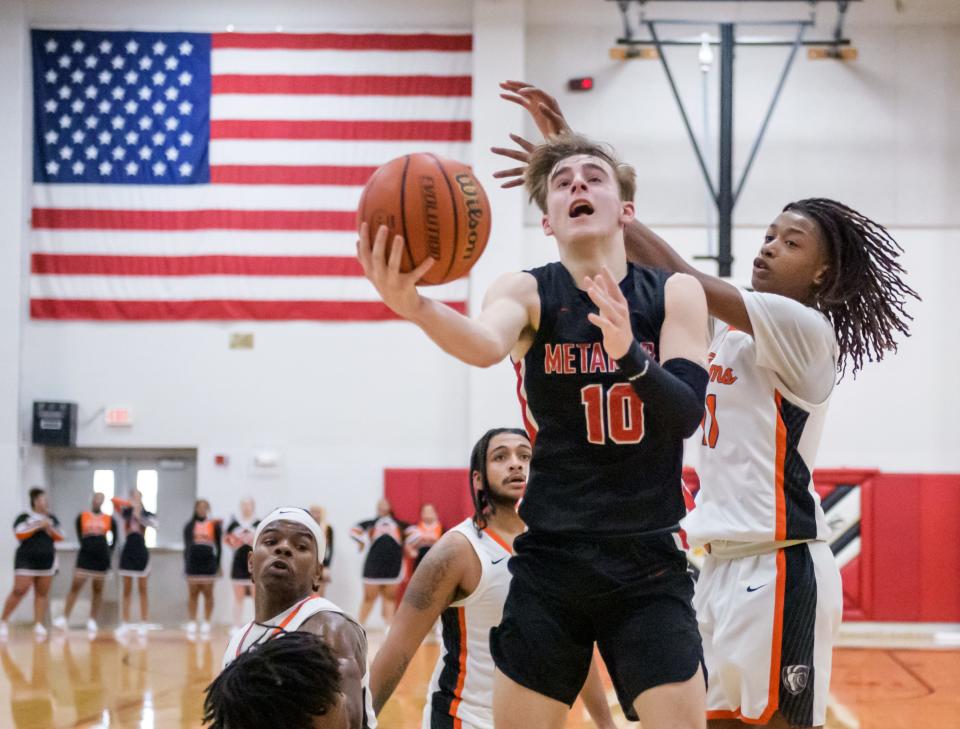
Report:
32,29,211,185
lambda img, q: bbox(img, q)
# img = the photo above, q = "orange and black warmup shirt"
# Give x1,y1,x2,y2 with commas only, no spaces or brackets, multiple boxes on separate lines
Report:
183,517,222,576
13,511,63,571
76,511,118,553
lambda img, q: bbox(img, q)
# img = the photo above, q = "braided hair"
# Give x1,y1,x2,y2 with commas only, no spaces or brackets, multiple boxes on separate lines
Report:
783,198,919,376
203,630,342,729
469,427,530,531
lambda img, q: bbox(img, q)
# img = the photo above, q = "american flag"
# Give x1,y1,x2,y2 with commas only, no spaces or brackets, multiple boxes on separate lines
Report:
30,29,472,321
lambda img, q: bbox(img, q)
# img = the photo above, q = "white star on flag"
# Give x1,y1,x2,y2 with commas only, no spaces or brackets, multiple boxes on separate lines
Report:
153,41,167,55
44,39,58,53
178,162,193,176
138,87,152,100
84,116,98,129
45,70,57,83
124,100,138,114
59,146,73,160
58,115,72,128
138,116,152,130
70,130,85,144
70,69,84,84
44,131,58,144
151,132,165,146
84,55,97,69
125,40,139,54
164,57,179,70
70,100,84,114
125,71,139,85
139,56,153,71
57,86,71,99
178,40,192,55
164,147,179,161
84,85,98,99
58,55,71,68
44,99,57,113
152,161,167,175
152,72,166,86
72,39,84,53
152,101,166,115
98,40,112,54
165,87,179,101
178,100,192,115
45,160,59,174
111,56,125,69
112,146,126,160
178,71,192,86
72,161,84,174
125,161,139,175
97,100,110,114
165,117,179,131
98,161,112,175
85,146,98,159
111,87,125,100
111,116,125,130
125,131,139,144
98,70,112,84
138,145,152,160
97,130,111,145
178,131,193,146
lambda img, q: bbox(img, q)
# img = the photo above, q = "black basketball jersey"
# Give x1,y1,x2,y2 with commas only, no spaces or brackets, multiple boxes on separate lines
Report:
515,261,685,536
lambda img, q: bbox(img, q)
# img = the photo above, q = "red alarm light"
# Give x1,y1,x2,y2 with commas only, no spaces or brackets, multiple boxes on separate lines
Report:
567,77,594,92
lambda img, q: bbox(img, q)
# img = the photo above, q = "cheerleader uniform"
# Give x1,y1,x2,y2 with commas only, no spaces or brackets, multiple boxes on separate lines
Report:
351,516,409,585
13,512,64,576
225,517,260,585
74,510,117,578
408,521,443,571
112,497,157,577
183,517,222,584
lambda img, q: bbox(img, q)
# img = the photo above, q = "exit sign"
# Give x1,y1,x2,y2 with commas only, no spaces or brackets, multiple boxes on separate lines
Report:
105,408,133,427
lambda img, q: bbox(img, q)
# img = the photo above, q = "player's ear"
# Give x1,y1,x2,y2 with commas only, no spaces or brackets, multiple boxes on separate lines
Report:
619,201,635,226
247,550,255,582
312,563,323,592
471,470,483,492
542,213,554,237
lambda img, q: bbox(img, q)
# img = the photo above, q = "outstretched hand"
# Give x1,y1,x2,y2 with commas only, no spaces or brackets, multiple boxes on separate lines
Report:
585,267,634,360
356,222,434,319
490,81,572,189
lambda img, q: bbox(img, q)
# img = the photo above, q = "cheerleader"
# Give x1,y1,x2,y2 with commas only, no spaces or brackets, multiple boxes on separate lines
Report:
308,504,335,597
112,490,157,635
224,497,259,629
406,503,443,571
183,499,221,639
351,498,409,627
53,492,117,635
0,488,64,639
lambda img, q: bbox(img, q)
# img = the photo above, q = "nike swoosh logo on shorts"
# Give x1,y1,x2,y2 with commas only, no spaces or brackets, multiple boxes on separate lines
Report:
492,557,506,565
746,584,766,592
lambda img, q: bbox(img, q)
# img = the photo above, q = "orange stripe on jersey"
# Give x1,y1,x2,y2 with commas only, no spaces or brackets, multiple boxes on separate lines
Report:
15,528,39,541
448,606,468,723
484,528,513,556
513,360,538,443
764,549,788,723
773,390,788,541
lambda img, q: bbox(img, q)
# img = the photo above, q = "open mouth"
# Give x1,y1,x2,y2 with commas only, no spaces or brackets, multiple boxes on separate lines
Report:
506,475,527,488
268,559,290,572
569,201,594,218
753,257,769,271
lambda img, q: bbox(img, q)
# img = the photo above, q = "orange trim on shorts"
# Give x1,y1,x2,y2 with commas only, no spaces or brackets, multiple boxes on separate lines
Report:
484,528,514,556
706,709,770,725
773,390,788,541
448,606,468,725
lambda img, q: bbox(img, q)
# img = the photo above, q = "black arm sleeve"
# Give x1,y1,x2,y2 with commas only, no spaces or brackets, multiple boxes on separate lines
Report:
616,341,708,438
75,514,83,540
214,522,222,563
110,517,119,551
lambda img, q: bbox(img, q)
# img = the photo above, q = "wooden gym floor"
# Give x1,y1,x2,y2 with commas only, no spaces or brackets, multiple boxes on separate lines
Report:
0,627,956,728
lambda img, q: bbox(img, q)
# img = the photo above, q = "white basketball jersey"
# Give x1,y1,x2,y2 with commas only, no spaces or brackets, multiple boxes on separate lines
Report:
423,519,513,729
682,291,837,547
222,594,377,729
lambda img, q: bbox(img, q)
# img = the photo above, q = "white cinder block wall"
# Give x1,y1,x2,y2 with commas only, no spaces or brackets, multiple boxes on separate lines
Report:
2,0,957,624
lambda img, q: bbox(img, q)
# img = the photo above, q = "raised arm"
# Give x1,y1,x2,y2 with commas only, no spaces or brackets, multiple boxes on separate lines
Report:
370,533,476,714
357,222,535,367
624,221,752,333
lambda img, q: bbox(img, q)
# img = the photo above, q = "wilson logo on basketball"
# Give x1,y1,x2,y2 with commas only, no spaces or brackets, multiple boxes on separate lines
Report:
455,172,486,260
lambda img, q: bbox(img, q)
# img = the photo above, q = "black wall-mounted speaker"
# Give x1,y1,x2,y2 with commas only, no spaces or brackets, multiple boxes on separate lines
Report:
32,401,77,447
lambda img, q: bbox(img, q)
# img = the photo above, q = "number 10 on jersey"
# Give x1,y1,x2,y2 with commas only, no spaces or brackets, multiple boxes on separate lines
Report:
580,383,645,445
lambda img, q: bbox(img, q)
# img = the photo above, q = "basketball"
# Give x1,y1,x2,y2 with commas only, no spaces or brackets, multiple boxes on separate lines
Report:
357,153,492,286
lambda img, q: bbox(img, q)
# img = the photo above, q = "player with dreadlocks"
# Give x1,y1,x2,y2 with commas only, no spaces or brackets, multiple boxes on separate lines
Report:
370,428,617,729
204,630,347,729
493,81,919,729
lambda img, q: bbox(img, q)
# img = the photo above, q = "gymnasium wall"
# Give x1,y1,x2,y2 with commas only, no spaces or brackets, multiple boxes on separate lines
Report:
1,0,958,625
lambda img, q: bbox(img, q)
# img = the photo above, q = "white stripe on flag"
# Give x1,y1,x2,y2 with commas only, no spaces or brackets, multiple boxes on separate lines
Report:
211,49,472,76
31,230,359,257
31,274,468,302
211,94,471,121
209,139,472,166
33,184,364,212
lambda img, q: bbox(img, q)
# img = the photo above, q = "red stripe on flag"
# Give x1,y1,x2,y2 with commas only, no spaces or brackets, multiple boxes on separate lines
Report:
32,208,356,232
210,119,471,142
30,298,467,321
211,33,472,52
210,165,376,185
32,254,364,277
212,74,471,96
